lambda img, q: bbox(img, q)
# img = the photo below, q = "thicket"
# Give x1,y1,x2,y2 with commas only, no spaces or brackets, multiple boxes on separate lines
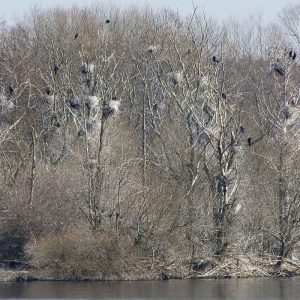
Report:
1,4,300,278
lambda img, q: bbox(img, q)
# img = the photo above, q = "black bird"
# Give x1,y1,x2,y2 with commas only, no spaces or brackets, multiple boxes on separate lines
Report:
85,99,92,110
8,86,14,95
153,103,158,111
272,63,285,76
212,56,220,63
84,97,99,110
291,96,298,106
80,63,88,74
85,78,91,88
52,118,61,128
54,64,59,75
222,93,227,100
68,99,80,110
105,19,110,24
240,126,245,133
74,32,79,40
283,106,292,119
103,106,114,118
247,137,253,146
289,50,297,61
46,87,52,95
51,114,63,127
86,122,96,132
147,46,157,54
78,129,85,137
203,103,215,122
103,101,114,118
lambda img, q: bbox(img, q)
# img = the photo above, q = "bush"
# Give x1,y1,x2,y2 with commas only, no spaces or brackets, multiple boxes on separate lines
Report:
0,218,28,262
27,229,142,278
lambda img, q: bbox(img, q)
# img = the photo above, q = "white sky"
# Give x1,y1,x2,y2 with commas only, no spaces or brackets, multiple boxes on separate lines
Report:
0,0,298,24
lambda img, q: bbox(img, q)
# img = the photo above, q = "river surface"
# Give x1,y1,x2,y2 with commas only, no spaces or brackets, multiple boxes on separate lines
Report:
1,277,300,299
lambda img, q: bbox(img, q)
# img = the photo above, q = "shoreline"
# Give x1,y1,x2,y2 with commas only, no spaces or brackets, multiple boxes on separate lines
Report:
1,256,299,282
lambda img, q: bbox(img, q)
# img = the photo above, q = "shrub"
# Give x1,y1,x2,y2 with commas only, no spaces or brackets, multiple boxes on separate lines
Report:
27,229,142,278
0,217,28,262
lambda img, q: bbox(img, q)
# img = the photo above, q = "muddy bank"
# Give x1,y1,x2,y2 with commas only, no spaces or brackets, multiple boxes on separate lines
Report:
1,255,300,282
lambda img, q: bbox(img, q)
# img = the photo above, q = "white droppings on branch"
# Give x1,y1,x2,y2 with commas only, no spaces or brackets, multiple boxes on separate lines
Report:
166,71,183,86
234,203,242,214
84,95,100,110
0,93,15,114
108,99,121,113
200,75,210,87
80,62,95,75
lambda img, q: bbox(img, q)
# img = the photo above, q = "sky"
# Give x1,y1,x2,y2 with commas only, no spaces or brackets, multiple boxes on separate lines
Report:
0,0,298,24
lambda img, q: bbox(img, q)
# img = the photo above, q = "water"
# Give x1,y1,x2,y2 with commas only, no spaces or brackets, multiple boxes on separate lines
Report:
0,277,300,300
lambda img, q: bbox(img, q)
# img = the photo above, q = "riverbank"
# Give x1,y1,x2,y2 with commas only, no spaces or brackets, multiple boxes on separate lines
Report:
1,255,300,282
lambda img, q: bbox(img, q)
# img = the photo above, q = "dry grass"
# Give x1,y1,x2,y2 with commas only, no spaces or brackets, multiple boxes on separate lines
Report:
26,229,147,279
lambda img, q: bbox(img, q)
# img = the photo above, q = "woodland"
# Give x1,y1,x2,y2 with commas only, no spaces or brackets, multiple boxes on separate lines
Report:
1,4,300,280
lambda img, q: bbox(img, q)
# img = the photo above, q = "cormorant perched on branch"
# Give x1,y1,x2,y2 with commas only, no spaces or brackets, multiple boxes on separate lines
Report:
105,19,110,24
54,64,59,75
8,86,14,95
247,137,253,146
46,87,52,96
78,129,85,137
222,93,227,100
74,32,79,40
212,56,220,63
85,79,91,87
167,72,183,85
291,95,298,106
203,103,215,124
240,126,245,133
283,106,293,119
103,106,114,118
43,87,54,105
80,63,95,75
84,95,100,110
51,114,62,128
289,50,297,61
216,176,227,196
84,99,92,110
147,45,158,54
68,99,80,110
86,122,97,132
272,63,285,76
103,97,120,118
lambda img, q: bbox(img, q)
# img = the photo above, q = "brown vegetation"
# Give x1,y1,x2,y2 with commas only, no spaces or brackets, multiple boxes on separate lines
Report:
1,4,300,281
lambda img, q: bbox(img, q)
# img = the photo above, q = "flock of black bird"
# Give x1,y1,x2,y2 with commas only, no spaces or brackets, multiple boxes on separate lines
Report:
53,19,111,75
273,49,297,77
34,24,298,149
212,49,298,147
